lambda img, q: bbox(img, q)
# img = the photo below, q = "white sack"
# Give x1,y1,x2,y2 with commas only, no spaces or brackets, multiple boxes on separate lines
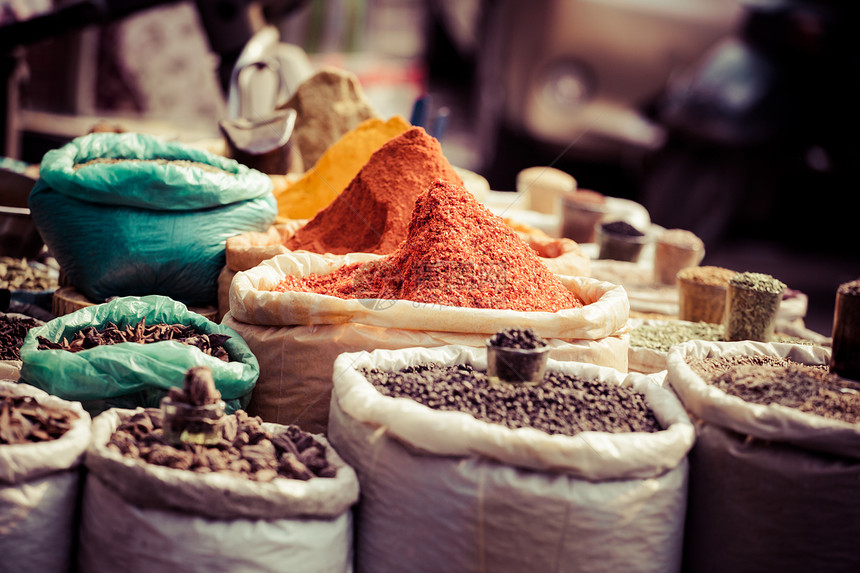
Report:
665,340,860,573
665,340,858,458
79,407,358,573
328,345,694,573
229,251,628,339
223,314,629,433
0,381,91,573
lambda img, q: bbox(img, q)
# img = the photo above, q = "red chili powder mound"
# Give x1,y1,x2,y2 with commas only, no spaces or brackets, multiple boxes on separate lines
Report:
283,127,464,255
275,179,584,312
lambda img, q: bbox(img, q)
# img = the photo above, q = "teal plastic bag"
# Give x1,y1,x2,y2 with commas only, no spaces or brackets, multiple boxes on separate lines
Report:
18,295,259,416
29,133,277,306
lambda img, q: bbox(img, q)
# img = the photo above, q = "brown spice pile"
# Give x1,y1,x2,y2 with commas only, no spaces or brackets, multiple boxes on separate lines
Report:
688,354,860,424
677,265,737,287
276,179,584,312
283,127,464,255
0,392,79,444
37,319,231,361
108,408,337,482
1,314,41,361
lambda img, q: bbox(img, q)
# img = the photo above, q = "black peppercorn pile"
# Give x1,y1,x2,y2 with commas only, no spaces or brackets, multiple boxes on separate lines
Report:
362,363,661,436
488,327,547,350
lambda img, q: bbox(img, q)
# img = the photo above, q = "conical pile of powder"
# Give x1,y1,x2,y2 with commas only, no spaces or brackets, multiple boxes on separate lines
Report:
283,127,463,255
276,179,584,312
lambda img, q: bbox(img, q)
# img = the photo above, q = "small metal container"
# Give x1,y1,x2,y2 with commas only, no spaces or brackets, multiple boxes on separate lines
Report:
486,342,551,386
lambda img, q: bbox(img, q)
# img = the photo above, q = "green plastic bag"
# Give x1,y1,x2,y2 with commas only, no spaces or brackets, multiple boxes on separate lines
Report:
29,132,277,306
18,295,259,416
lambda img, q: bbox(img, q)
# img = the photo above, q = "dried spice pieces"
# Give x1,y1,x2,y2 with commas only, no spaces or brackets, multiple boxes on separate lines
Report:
0,392,79,444
486,328,550,385
283,127,464,255
725,272,786,342
276,180,584,312
363,363,660,435
688,354,860,424
0,314,41,361
107,408,336,481
629,320,813,353
0,257,59,291
830,278,860,381
161,366,226,445
36,319,231,361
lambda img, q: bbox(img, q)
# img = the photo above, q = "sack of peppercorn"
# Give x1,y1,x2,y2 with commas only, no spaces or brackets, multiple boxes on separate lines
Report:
665,340,860,573
28,132,278,308
223,251,629,434
0,381,91,573
19,295,259,417
328,345,694,573
79,403,359,573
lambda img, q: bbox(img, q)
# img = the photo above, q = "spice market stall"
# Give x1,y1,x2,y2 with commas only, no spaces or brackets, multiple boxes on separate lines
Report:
225,180,627,433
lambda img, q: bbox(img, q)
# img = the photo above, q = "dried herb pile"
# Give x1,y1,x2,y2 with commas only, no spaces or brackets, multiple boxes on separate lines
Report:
0,391,79,444
108,408,337,481
630,320,814,353
1,314,41,361
688,354,860,424
37,318,231,361
363,363,660,435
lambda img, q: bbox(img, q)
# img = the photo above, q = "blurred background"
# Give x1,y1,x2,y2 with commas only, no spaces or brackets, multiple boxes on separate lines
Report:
2,0,858,334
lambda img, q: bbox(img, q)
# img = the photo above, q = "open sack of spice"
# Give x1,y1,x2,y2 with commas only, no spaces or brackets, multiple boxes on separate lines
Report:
0,380,92,572
28,132,278,307
0,312,44,380
224,180,628,432
18,295,259,417
665,340,860,572
1,256,60,318
628,317,831,374
328,344,694,573
79,365,358,573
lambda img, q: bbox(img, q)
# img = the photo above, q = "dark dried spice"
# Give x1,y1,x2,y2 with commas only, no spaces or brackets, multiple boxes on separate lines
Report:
36,318,231,361
106,407,336,481
688,354,860,424
0,315,41,361
362,363,660,436
0,392,79,444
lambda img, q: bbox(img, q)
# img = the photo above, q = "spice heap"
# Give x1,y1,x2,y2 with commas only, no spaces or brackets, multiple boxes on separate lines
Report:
0,257,59,291
0,391,79,444
688,354,860,424
283,127,464,255
37,319,231,361
107,406,337,482
1,314,41,361
630,320,813,353
363,363,660,435
488,328,548,350
276,179,584,312
275,116,411,219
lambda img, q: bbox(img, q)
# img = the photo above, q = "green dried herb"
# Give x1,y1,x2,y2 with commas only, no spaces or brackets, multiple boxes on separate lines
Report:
726,272,786,341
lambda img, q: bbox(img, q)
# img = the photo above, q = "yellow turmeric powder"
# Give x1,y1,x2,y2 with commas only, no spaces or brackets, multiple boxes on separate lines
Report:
274,116,411,219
